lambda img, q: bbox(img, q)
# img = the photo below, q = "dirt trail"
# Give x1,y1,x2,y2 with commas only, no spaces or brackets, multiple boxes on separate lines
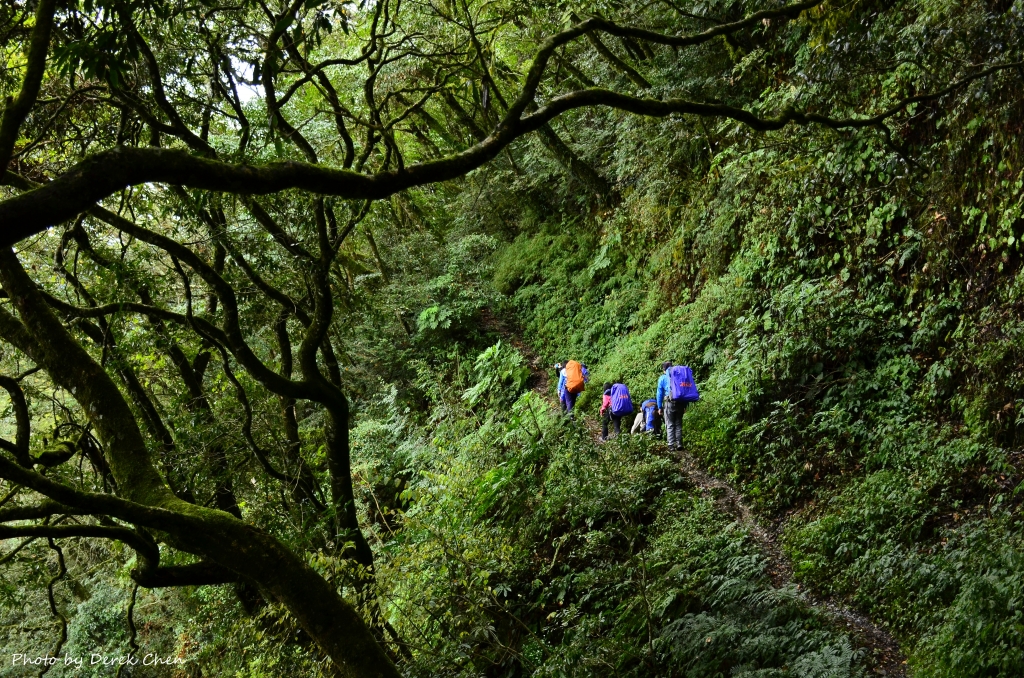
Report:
672,449,907,677
485,317,907,675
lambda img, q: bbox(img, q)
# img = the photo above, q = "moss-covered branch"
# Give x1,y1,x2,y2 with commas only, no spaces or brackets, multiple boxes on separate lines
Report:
0,0,57,172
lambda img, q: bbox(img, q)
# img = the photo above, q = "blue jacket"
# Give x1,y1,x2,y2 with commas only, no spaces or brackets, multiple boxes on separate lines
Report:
557,370,567,396
656,373,671,408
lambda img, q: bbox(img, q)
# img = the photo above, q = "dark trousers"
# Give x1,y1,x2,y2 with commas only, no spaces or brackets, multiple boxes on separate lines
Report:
649,411,663,435
664,399,686,450
602,412,623,438
563,389,578,414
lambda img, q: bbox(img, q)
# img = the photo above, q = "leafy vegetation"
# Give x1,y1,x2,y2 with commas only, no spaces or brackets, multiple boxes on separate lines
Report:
355,357,873,678
481,1,1024,675
1,0,1023,676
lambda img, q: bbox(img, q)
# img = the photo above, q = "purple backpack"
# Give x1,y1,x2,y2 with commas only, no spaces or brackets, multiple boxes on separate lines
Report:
610,383,633,416
668,366,700,402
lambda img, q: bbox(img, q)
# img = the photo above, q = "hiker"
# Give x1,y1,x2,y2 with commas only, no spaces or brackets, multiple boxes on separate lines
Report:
554,362,567,412
561,359,588,415
649,395,663,435
657,361,700,451
631,398,659,434
657,361,679,450
599,383,614,439
601,380,633,439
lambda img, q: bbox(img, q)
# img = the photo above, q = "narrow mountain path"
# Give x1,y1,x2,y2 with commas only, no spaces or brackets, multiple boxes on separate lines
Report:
482,314,908,675
671,448,907,677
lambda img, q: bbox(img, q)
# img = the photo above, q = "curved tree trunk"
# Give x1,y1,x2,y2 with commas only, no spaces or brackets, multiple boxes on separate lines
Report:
0,247,399,678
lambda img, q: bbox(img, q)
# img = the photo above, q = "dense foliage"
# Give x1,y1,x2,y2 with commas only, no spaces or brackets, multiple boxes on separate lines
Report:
1,0,1023,676
484,1,1024,675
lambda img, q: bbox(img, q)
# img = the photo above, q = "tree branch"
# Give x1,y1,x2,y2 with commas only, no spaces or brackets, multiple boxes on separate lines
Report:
0,500,81,522
0,0,57,172
130,560,238,588
0,522,158,563
584,1,823,49
0,519,230,587
0,450,192,532
0,6,1013,264
0,374,31,466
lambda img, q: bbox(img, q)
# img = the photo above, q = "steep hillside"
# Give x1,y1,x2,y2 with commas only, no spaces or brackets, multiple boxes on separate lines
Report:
475,3,1024,675
2,1,1022,676
361,1,1024,674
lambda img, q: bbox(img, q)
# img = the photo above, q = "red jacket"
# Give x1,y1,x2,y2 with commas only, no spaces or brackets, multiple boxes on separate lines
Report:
599,392,612,416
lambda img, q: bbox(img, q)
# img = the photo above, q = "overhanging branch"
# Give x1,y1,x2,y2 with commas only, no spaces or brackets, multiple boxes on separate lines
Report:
524,61,1024,133
0,0,58,173
0,7,1014,251
0,522,157,563
130,560,238,588
0,451,195,533
583,0,824,49
0,518,235,586
0,500,81,522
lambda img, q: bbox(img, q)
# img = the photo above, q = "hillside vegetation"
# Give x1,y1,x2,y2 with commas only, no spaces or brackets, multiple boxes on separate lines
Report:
1,0,1022,676
367,1,1024,674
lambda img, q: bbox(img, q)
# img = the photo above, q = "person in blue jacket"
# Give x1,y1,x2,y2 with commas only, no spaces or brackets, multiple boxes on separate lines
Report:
555,361,589,416
555,362,568,412
657,360,685,451
554,363,566,412
631,399,659,434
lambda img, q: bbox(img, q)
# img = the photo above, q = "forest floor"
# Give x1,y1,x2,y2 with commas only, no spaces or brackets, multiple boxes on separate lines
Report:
490,316,909,677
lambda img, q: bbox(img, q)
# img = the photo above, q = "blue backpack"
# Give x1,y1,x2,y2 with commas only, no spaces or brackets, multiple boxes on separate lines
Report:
641,400,658,430
668,366,700,402
610,383,633,416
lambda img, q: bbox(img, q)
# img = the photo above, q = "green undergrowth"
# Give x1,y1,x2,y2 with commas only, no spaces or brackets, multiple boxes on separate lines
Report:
495,167,1024,674
481,5,1024,675
479,4,1024,674
353,345,871,677
785,476,1024,677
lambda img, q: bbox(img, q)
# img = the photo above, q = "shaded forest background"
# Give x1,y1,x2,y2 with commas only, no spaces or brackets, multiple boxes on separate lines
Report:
2,0,1023,676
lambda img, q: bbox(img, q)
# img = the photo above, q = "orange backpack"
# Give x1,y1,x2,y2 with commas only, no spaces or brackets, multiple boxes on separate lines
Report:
565,360,586,394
